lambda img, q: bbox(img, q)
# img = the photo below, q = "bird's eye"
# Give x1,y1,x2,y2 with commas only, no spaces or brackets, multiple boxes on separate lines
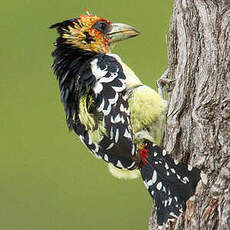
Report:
93,20,110,34
99,22,107,30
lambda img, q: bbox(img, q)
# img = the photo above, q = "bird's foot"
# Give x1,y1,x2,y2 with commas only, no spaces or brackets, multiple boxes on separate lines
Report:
157,69,175,99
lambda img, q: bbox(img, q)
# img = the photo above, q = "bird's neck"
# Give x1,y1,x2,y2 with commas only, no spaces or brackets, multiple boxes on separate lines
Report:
51,44,97,129
51,45,97,78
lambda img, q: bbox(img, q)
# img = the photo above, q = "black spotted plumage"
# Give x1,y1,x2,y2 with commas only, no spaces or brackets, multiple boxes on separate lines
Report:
50,15,201,227
77,54,136,169
140,140,200,225
52,43,136,169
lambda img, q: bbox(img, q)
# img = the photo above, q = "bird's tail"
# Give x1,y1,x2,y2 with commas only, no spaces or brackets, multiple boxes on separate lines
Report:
139,140,200,226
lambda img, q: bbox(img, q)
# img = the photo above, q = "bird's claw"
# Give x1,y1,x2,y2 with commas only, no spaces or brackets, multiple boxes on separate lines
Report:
157,69,175,99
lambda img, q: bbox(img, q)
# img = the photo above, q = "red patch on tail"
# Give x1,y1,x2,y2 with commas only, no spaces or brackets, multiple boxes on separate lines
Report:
139,145,149,167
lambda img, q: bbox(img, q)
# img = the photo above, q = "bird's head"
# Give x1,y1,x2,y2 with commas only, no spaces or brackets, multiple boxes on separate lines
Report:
50,10,140,53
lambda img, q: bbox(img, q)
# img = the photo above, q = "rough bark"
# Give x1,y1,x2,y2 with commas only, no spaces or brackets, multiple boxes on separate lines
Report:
149,1,230,230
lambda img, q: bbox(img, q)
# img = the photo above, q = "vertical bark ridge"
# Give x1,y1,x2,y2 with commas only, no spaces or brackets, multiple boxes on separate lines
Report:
149,1,230,229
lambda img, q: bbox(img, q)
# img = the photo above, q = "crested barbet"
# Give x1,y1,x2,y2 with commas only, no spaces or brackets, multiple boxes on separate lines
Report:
50,11,200,226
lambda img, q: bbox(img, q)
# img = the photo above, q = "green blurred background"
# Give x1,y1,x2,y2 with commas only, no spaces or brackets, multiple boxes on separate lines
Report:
0,1,172,229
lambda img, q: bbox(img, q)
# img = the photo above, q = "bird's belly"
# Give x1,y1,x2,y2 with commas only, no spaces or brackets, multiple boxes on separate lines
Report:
128,85,167,142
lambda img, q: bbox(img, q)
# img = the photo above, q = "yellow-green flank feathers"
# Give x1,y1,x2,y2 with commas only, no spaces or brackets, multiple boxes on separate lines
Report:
129,85,167,134
79,95,106,143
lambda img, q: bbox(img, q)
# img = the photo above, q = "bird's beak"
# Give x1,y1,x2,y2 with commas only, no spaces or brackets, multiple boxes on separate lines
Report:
107,23,140,44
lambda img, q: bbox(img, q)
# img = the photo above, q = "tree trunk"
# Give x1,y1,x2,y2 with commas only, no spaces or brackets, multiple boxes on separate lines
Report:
149,1,230,229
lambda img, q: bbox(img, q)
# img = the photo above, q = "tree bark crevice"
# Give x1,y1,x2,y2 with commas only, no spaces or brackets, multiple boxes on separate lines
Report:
149,1,230,229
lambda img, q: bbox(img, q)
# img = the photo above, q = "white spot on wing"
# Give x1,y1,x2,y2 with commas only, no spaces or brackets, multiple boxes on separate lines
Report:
111,116,115,123
79,135,84,143
165,163,169,169
120,103,125,112
120,103,129,114
93,82,103,94
108,92,119,105
119,78,127,85
116,160,124,168
110,127,114,139
103,104,111,116
156,182,162,190
131,146,135,156
98,71,118,83
188,165,193,171
91,59,107,79
164,200,168,207
104,154,109,162
88,136,93,145
122,94,128,100
115,129,119,143
120,116,125,124
127,162,136,169
168,197,172,205
152,170,157,184
94,144,99,153
121,106,129,115
169,212,178,218
114,114,121,123
112,84,125,92
147,180,153,186
98,99,105,112
183,176,189,183
106,143,114,150
124,129,132,139
162,150,167,156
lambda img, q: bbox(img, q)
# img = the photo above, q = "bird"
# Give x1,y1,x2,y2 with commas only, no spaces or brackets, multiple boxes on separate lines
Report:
50,10,201,226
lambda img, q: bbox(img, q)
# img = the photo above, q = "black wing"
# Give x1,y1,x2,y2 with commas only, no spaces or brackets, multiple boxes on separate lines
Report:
73,54,137,170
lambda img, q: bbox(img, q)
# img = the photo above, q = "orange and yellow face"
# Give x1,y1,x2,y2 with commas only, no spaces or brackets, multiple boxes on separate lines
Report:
51,11,140,54
62,14,112,53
